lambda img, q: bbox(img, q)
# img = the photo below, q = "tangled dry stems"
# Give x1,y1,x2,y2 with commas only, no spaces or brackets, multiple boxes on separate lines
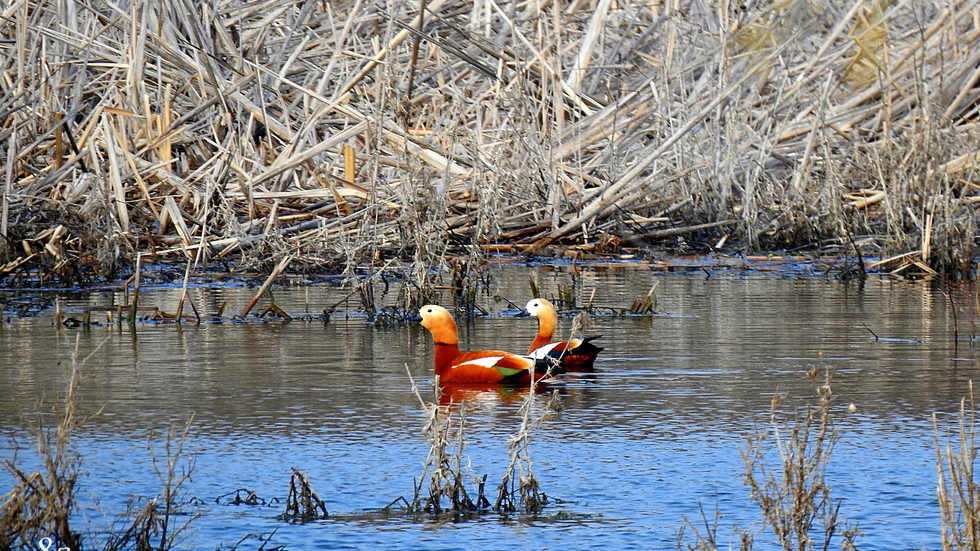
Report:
0,336,199,551
406,375,487,517
2,0,979,287
679,368,859,551
103,419,199,551
936,381,980,551
404,365,553,519
0,353,83,550
280,468,329,523
740,373,860,551
493,385,555,515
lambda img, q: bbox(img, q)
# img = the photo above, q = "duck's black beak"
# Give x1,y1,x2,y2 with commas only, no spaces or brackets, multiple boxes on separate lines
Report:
409,312,423,322
514,309,530,317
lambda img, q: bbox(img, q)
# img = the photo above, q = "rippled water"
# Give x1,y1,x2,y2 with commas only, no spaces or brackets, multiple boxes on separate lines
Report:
0,261,974,550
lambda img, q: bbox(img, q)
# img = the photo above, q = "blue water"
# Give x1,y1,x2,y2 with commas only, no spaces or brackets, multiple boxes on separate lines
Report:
0,264,972,549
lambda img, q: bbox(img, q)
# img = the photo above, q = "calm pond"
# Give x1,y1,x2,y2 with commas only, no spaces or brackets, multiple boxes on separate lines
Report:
0,260,975,550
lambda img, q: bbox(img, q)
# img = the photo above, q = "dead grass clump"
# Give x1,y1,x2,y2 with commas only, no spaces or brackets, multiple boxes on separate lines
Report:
0,341,86,550
0,337,199,550
402,366,556,519
679,368,860,550
935,381,980,550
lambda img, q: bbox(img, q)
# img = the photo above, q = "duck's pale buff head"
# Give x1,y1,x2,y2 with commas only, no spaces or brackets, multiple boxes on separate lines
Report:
418,305,459,345
524,298,557,343
524,298,556,319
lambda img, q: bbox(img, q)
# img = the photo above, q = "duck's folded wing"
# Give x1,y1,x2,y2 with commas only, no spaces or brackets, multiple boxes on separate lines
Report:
528,341,567,359
529,336,603,371
532,336,604,357
454,351,535,380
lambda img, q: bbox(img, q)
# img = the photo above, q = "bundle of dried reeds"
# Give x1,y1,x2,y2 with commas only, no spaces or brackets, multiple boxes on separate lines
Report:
2,0,979,282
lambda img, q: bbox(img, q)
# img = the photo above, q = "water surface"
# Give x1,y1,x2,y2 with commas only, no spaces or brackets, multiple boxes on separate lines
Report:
0,262,973,549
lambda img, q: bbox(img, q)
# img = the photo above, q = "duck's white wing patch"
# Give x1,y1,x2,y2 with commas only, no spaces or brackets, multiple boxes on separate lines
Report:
529,342,563,359
459,356,507,368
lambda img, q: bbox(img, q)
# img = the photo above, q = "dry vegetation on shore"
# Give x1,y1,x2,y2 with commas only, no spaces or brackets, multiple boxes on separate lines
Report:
2,0,980,287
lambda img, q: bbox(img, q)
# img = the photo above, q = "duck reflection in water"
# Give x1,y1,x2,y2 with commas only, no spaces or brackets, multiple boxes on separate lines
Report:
436,382,554,408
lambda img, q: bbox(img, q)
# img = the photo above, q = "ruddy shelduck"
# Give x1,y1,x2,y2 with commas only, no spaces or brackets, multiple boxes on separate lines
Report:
418,305,559,384
518,298,603,371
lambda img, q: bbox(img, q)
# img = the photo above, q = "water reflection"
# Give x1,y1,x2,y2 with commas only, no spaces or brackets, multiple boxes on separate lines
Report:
436,383,542,408
0,265,973,549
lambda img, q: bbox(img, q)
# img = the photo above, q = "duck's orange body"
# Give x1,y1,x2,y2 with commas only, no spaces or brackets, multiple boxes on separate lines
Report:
521,298,604,371
419,305,555,384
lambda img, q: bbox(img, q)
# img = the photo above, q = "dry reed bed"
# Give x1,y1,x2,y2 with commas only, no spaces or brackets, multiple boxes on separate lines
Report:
1,0,980,284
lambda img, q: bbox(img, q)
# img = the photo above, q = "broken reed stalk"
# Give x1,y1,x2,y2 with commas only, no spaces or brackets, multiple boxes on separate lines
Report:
281,468,329,522
128,252,143,326
174,258,202,324
240,255,293,318
175,245,204,324
935,380,980,550
630,283,658,314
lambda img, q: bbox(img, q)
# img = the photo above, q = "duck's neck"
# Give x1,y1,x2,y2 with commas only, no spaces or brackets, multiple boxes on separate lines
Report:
433,342,462,378
537,314,556,341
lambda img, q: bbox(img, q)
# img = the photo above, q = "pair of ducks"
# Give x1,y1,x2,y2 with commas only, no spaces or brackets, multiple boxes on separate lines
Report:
417,299,604,385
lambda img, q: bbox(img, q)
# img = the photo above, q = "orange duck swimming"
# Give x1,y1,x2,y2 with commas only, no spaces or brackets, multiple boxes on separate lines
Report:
418,305,560,384
518,298,604,371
